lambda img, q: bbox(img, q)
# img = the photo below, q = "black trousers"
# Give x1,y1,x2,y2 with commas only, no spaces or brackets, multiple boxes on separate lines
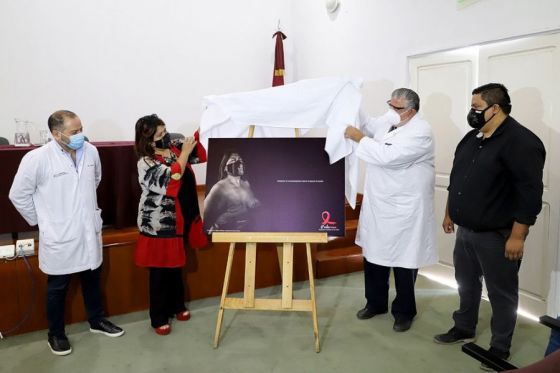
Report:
452,227,520,353
149,267,187,328
363,259,418,320
47,266,104,338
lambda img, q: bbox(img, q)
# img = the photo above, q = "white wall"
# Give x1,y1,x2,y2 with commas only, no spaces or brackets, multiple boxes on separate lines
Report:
291,0,560,116
2,0,560,181
0,0,294,181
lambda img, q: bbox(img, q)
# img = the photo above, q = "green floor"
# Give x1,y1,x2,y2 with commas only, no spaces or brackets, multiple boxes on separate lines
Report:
0,272,549,372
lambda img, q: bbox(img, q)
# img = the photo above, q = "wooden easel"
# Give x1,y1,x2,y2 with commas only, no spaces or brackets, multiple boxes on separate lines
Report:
213,126,326,352
212,232,327,352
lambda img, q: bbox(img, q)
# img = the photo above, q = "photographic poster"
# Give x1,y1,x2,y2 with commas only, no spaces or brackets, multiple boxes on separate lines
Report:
203,138,345,236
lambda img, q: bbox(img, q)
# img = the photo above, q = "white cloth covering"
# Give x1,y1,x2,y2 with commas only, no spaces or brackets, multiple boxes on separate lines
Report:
199,77,363,207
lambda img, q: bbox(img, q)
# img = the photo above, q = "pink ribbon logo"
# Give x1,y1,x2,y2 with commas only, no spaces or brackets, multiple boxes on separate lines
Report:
321,211,336,226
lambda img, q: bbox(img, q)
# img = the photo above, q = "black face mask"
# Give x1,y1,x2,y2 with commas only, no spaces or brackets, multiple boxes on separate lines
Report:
154,133,171,149
226,160,244,177
467,106,495,129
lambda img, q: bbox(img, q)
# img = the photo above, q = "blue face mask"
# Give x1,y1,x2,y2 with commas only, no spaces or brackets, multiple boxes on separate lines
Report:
60,132,85,150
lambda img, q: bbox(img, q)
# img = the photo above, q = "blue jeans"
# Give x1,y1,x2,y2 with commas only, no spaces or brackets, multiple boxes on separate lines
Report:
545,316,560,356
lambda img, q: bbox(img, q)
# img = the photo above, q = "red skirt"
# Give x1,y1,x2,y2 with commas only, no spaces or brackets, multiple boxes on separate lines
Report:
135,235,186,268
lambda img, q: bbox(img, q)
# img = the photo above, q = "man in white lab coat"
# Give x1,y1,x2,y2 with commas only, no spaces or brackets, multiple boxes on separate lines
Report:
9,110,124,356
345,88,437,332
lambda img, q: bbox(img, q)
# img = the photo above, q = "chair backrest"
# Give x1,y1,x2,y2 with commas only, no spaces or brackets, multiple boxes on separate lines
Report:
461,343,517,371
462,315,560,371
0,137,9,145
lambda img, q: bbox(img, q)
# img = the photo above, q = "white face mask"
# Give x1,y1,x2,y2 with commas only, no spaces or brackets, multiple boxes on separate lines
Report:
383,109,402,126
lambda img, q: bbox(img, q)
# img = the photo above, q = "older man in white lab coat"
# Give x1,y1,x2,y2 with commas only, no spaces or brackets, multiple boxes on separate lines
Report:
345,88,437,332
9,110,124,356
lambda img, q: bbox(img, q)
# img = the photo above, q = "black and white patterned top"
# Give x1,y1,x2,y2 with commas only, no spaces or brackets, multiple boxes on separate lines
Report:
137,152,183,237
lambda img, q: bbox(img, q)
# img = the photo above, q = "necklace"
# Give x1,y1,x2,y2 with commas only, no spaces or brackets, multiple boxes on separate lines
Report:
156,149,176,165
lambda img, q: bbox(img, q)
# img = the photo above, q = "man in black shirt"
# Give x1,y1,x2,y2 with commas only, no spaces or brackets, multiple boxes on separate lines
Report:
433,83,546,367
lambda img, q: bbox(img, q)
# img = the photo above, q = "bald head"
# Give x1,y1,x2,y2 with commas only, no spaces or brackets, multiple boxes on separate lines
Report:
48,110,78,133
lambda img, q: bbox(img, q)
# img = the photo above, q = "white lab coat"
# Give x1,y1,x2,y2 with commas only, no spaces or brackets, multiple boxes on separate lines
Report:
9,141,103,275
355,113,438,268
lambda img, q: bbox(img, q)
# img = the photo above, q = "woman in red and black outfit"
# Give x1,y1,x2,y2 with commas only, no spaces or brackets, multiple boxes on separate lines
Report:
134,114,207,335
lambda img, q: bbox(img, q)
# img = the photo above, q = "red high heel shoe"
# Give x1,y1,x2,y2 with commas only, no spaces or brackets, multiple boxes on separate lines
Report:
154,324,171,336
176,310,191,321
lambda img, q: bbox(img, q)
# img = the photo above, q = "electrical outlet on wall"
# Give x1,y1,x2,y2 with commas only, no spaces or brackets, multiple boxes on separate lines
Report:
15,239,35,256
0,245,15,258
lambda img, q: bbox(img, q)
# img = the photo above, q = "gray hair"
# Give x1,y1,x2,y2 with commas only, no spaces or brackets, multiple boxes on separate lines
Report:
391,88,420,111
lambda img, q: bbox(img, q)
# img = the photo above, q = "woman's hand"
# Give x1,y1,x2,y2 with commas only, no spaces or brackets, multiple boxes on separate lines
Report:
180,136,197,156
176,136,197,173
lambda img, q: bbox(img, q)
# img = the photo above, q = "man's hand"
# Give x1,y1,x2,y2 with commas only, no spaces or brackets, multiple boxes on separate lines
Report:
442,214,455,233
505,222,529,261
505,236,524,261
442,198,454,234
345,126,365,142
441,215,455,233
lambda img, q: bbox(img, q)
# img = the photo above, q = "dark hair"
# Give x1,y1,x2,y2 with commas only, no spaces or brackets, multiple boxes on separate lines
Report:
48,110,78,133
218,150,242,179
134,114,165,158
472,83,512,114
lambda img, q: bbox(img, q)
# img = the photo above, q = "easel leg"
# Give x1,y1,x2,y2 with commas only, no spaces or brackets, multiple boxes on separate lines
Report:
281,243,293,308
214,243,235,348
244,243,257,308
276,244,283,280
306,243,320,352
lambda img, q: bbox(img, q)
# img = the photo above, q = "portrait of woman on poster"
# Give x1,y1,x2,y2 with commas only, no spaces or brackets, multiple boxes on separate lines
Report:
204,151,260,232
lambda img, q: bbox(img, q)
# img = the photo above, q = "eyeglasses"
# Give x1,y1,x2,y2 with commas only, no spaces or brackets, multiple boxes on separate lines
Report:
386,100,406,111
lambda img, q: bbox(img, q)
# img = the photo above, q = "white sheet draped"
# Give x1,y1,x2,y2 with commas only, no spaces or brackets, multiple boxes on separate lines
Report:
199,77,363,208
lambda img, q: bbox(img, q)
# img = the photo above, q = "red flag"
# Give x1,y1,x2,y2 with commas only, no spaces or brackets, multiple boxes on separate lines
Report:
272,31,287,87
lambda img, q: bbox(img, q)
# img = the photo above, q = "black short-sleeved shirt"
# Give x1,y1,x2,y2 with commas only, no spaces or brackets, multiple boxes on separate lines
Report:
448,116,545,231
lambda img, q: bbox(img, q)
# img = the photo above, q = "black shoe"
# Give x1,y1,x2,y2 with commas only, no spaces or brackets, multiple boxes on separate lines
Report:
433,326,476,344
90,318,125,337
356,307,387,320
393,317,413,332
480,347,510,371
48,335,72,356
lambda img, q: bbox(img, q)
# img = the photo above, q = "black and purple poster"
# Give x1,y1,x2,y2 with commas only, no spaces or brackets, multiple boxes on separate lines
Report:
203,138,345,236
